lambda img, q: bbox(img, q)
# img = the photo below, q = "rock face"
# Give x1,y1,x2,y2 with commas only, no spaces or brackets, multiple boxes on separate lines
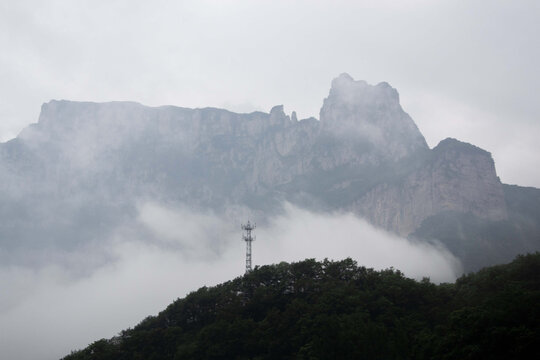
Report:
2,74,430,207
320,73,428,163
353,138,508,236
0,73,538,271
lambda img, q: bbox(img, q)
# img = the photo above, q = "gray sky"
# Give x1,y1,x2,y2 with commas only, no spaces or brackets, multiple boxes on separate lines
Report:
1,0,539,187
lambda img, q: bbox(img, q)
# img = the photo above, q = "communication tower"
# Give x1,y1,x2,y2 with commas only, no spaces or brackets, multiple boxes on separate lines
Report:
241,221,256,273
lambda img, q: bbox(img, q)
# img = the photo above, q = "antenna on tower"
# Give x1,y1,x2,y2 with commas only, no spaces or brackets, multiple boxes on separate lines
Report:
241,221,256,273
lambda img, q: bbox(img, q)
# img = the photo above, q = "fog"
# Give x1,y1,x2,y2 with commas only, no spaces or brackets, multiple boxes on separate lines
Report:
0,201,461,360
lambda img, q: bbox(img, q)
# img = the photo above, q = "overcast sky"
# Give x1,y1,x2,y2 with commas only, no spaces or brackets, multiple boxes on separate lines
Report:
1,0,539,187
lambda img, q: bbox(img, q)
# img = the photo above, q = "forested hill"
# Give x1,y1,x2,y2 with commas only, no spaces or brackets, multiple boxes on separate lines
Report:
63,253,540,360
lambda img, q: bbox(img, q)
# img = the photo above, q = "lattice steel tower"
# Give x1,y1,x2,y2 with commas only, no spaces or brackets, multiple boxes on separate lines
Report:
242,221,256,273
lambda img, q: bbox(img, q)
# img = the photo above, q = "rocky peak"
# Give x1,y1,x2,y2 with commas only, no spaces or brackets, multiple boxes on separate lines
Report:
269,104,285,116
433,137,490,156
319,74,428,162
430,138,500,188
353,137,508,235
430,137,506,215
327,73,400,108
268,105,290,127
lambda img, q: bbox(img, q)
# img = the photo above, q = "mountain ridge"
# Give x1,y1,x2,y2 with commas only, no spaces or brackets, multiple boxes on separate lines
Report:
1,74,539,272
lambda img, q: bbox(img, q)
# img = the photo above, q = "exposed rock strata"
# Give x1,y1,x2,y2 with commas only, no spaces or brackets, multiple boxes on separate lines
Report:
1,74,536,271
352,138,508,235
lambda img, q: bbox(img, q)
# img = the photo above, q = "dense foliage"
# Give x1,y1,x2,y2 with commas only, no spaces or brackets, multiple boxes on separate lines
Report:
63,253,540,360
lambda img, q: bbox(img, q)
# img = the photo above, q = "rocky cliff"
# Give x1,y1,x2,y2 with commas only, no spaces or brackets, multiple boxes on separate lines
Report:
320,73,428,163
0,74,538,271
2,74,430,207
353,138,508,236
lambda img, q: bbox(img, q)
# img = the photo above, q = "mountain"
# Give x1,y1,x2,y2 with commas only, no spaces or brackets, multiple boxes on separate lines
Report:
1,74,539,271
61,253,540,360
353,138,507,236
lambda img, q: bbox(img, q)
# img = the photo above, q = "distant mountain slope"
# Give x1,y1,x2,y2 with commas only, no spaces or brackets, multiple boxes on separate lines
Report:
62,253,540,360
412,184,540,271
1,74,539,271
352,137,508,236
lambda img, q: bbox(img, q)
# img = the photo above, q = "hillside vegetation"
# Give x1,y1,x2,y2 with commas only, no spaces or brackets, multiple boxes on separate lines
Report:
63,253,540,360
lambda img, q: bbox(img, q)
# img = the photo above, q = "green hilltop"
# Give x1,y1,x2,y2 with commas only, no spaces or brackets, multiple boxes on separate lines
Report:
63,253,540,360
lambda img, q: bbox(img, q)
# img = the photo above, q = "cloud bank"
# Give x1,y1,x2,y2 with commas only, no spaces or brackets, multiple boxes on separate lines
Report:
0,202,461,360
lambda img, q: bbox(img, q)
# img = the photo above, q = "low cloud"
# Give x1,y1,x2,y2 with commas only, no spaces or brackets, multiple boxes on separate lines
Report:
0,202,461,360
